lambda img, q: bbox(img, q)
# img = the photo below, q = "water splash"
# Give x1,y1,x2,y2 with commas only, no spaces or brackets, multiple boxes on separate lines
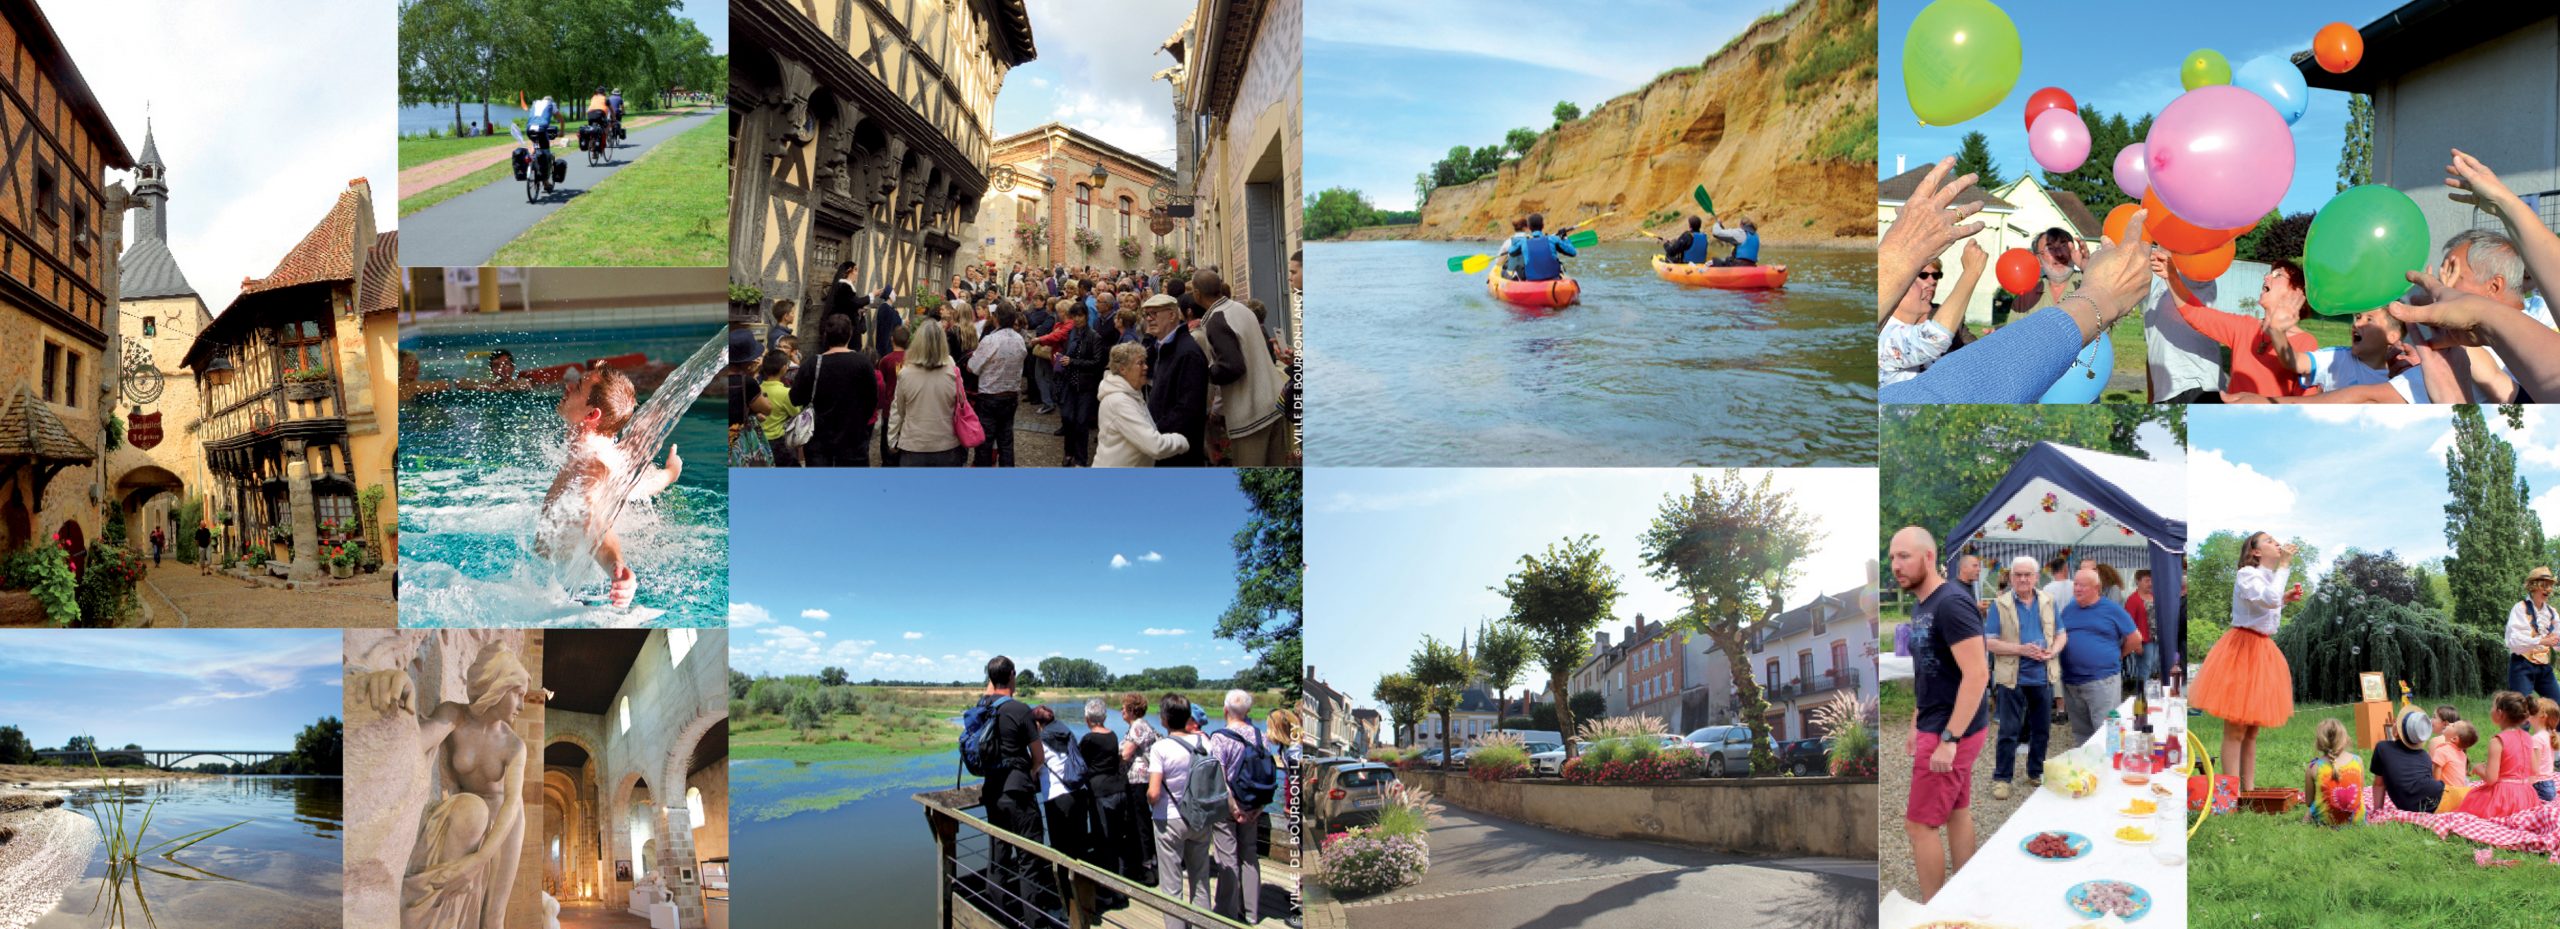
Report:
561,329,730,599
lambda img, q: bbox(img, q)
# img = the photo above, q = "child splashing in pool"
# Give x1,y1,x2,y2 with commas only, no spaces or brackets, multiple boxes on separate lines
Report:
539,366,681,608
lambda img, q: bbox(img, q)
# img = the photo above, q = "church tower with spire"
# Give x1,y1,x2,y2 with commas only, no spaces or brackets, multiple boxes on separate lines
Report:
110,117,214,549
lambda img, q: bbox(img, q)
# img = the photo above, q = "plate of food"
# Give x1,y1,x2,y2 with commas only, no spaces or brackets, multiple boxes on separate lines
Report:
2118,798,2159,818
2065,879,2153,922
2021,830,2092,861
2110,824,2156,845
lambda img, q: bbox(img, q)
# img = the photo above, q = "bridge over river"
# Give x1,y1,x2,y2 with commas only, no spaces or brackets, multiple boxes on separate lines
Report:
33,748,289,771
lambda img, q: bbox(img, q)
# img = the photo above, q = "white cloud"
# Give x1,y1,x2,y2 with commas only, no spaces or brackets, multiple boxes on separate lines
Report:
2292,406,2447,431
1143,627,1187,636
1111,554,1131,569
2534,486,2560,536
1026,76,1049,88
2188,448,2302,538
903,631,925,640
729,603,773,627
1098,644,1146,655
1140,552,1163,563
801,608,830,620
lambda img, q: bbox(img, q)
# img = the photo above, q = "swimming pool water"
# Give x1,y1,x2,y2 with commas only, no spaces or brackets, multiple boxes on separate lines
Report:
398,328,728,626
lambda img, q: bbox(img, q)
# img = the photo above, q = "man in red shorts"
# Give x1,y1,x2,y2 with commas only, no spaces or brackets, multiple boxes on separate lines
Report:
1890,526,1989,904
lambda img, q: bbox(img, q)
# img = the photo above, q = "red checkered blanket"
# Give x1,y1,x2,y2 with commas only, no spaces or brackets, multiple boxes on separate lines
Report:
2366,788,2560,857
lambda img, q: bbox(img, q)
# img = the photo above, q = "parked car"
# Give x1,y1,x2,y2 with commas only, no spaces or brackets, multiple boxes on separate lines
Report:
1780,737,1837,776
1310,762,1395,834
1520,741,1564,775
1685,725,1757,777
1419,748,1470,768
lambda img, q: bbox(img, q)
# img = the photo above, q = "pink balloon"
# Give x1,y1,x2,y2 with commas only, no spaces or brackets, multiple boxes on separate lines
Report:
2114,143,2149,200
2145,85,2294,230
2028,109,2090,174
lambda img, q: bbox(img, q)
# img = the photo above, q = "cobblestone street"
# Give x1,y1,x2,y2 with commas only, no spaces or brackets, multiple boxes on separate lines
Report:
139,561,395,627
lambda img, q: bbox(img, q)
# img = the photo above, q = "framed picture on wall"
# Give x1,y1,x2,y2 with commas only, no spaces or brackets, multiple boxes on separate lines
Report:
615,860,633,882
680,867,695,883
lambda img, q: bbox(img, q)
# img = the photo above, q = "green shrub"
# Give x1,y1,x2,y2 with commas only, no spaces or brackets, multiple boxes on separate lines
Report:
9,544,77,624
1372,803,1428,840
1782,22,1875,94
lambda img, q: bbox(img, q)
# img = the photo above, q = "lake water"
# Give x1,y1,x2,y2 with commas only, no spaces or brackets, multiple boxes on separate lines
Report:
1303,240,1876,466
400,101,533,136
733,703,1274,928
31,777,341,929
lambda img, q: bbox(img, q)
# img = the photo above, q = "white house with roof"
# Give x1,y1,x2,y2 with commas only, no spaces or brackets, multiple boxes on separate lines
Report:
1879,156,2021,330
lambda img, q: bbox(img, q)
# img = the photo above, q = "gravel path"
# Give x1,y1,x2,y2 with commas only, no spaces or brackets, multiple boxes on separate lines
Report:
141,563,394,627
1879,700,2071,903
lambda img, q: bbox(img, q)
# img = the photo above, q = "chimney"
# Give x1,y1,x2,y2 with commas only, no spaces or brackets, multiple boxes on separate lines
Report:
1594,630,1611,650
1896,154,1906,175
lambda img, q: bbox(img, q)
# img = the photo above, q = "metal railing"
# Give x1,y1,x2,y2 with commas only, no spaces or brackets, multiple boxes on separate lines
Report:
914,784,1258,929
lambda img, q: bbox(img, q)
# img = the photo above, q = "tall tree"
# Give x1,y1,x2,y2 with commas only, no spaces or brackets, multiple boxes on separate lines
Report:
2338,94,2374,192
1552,101,1582,126
1473,620,1536,722
1492,535,1625,755
818,666,848,687
1305,186,1381,240
1220,470,1302,700
292,717,344,775
1504,127,1541,158
1408,636,1474,769
0,725,32,765
2445,404,2533,633
1952,130,2007,192
1640,471,1820,775
1373,672,1428,748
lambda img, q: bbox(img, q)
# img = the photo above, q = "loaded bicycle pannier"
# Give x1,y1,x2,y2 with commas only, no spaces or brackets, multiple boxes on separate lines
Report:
550,158,567,184
511,148,529,181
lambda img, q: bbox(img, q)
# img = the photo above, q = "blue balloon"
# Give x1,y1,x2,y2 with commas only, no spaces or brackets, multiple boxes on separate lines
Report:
2236,54,2309,126
2038,330,2113,404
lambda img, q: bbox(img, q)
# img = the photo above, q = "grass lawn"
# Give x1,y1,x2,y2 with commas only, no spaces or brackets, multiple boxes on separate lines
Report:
400,161,511,217
491,116,725,266
2186,694,2560,927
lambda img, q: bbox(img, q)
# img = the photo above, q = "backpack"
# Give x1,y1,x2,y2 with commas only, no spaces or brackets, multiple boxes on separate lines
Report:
1213,728,1279,810
1172,734,1229,831
1057,733,1089,792
958,695,1014,780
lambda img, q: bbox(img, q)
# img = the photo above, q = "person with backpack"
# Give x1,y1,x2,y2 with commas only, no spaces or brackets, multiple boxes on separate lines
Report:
1076,698,1128,911
1034,703,1088,900
1117,693,1160,886
1208,690,1277,921
961,656,1043,924
1146,694,1216,927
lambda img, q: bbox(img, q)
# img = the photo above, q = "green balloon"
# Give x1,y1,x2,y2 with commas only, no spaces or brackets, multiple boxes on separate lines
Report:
2303,185,2429,317
1902,0,2022,127
2180,49,2232,91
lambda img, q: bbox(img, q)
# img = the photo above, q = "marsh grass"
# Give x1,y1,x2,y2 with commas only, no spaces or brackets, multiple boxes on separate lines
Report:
79,742,248,928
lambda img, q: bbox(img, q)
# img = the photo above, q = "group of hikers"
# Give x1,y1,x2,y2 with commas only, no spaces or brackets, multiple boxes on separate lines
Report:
963,656,1298,927
1483,211,1761,282
731,256,1299,469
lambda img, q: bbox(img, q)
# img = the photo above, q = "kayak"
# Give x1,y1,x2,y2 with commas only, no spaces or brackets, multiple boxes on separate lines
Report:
1652,256,1788,289
1485,266,1581,308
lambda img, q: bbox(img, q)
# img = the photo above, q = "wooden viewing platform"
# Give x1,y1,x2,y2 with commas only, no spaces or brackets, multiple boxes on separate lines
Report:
913,784,1300,929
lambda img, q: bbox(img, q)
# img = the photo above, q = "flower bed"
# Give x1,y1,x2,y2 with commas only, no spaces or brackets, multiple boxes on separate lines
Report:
1560,753,1700,785
1313,830,1430,897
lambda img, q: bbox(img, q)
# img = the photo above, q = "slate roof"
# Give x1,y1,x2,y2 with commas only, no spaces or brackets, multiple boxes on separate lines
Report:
0,385,95,463
119,235,194,300
2047,187,2106,240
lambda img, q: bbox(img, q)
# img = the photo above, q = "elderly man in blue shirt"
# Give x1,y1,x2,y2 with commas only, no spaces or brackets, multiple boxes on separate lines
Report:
2057,567,2143,746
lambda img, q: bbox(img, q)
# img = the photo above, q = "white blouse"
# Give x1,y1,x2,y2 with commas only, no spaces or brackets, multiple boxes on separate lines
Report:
2232,564,2288,636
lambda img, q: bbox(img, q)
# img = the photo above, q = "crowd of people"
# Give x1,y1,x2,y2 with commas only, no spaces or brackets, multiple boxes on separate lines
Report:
1887,529,2165,902
967,656,1296,927
1876,149,2560,404
730,257,1298,469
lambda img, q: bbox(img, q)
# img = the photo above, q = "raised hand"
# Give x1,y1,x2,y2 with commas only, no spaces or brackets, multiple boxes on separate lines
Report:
1960,239,1988,274
2445,148,2520,218
1878,156,1987,316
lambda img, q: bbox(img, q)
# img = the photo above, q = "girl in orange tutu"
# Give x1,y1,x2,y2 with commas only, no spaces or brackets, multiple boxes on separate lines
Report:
2457,692,2539,819
2193,531,2302,789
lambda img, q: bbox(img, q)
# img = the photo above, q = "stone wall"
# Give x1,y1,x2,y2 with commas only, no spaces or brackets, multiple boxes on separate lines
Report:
687,757,729,864
1404,771,1877,859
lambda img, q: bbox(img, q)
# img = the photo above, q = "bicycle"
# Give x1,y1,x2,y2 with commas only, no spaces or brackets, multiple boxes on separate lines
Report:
524,125,560,203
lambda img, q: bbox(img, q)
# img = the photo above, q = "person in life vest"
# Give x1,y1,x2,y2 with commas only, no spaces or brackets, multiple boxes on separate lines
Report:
1499,217,1530,280
1707,213,1760,267
1659,215,1715,264
1499,213,1578,282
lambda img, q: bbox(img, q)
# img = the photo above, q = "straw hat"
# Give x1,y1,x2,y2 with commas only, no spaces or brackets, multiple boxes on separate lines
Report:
2395,709,2433,751
2529,566,2555,589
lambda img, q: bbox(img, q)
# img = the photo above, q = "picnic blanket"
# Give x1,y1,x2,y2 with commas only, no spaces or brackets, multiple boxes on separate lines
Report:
2366,787,2560,856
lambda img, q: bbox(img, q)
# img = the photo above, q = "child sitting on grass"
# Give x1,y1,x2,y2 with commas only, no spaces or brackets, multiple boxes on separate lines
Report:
2433,720,2478,810
540,366,681,609
2533,698,2559,803
2455,691,2538,819
2302,718,2365,826
2424,704,2463,752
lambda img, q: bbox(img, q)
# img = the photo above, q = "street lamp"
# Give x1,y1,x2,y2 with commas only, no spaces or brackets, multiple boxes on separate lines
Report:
1088,160,1108,189
204,350,234,387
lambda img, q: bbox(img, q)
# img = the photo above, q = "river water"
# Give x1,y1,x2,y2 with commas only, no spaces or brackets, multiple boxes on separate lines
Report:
732,702,1275,928
30,776,341,929
1303,240,1875,466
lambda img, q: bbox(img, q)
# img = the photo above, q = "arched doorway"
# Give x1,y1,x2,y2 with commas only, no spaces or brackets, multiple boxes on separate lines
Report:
55,520,84,574
115,464,185,559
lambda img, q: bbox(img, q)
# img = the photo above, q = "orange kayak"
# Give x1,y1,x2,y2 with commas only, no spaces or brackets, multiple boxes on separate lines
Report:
1652,256,1788,289
1485,266,1581,308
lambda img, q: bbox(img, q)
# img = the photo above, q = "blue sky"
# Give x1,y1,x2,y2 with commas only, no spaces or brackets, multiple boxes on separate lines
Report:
989,0,1194,168
1308,0,1774,212
1303,469,1877,714
1879,0,2404,215
2190,407,2560,581
0,631,342,751
679,0,727,55
727,470,1262,681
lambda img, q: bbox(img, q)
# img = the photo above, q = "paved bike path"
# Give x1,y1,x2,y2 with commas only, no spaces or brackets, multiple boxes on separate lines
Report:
400,107,719,268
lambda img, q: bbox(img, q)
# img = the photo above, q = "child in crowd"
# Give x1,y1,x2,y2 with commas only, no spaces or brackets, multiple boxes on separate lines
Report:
2432,720,2478,813
2302,718,2365,826
2424,705,2463,753
541,366,681,609
2456,692,2538,819
2531,698,2559,803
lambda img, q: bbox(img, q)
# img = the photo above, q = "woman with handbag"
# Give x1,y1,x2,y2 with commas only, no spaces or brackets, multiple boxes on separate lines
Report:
888,313,972,466
2192,531,2304,790
789,314,878,467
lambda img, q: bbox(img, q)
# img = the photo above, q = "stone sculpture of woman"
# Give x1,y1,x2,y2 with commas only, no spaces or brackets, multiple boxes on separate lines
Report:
403,641,546,929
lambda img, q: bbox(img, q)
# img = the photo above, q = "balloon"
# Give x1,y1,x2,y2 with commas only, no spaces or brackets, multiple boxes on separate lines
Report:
2142,188,2246,255
2113,143,2150,199
1902,0,2022,126
2102,203,2140,244
2029,109,2091,173
2146,86,2295,230
2022,86,2077,133
2314,22,2363,74
2172,239,2236,281
2179,49,2232,90
2303,185,2430,316
2037,330,2114,404
1996,248,2040,295
2234,55,2309,125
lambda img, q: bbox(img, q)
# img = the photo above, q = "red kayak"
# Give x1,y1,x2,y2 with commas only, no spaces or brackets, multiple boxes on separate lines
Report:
1486,267,1581,308
1652,256,1788,289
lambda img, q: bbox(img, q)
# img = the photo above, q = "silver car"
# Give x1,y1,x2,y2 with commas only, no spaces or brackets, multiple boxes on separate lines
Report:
1522,741,1565,775
1311,762,1395,834
1685,725,1756,778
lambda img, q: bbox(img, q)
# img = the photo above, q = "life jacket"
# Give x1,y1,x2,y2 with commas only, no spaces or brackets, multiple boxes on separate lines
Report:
1682,229,1712,263
1735,230,1761,262
1521,233,1561,281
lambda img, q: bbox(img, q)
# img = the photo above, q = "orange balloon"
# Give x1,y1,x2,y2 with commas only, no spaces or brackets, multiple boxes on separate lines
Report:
2102,202,2141,244
2172,239,2236,281
1995,248,2040,295
2314,22,2362,74
2143,189,2247,255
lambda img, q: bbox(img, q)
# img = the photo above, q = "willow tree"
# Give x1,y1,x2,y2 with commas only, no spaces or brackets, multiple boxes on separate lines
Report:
1641,471,1819,776
1474,620,1535,725
1374,672,1427,749
1409,636,1474,769
1492,535,1624,756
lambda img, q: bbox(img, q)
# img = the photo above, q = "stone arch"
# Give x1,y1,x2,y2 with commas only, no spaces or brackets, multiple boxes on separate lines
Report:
546,730,601,766
659,708,728,804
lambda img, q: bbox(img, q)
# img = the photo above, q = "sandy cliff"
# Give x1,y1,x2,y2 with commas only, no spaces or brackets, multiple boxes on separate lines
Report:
1404,0,1875,246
